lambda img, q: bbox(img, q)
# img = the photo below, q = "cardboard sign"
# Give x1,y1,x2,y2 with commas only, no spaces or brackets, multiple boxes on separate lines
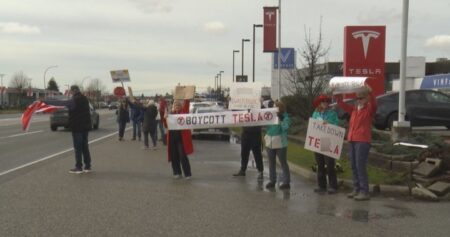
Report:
329,77,370,95
304,118,346,159
174,86,195,100
229,83,262,110
167,108,278,130
110,69,131,83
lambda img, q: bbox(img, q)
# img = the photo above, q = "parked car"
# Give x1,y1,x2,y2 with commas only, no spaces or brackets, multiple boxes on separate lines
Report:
108,101,118,110
46,99,100,131
334,90,450,130
191,107,230,140
99,102,108,109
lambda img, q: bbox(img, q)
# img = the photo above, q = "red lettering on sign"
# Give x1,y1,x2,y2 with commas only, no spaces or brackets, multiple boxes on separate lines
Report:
308,136,315,146
333,145,340,155
314,138,320,148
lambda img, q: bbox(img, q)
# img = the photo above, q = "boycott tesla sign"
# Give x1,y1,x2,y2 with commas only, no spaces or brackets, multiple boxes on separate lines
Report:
304,118,345,160
344,26,385,97
167,108,279,130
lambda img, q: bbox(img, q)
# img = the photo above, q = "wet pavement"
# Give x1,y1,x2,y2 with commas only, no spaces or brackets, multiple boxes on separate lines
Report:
1,132,450,236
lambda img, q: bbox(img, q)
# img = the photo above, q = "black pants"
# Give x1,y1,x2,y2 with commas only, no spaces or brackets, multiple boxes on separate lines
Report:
315,153,338,190
170,142,191,177
72,131,91,169
118,121,127,138
240,137,263,172
143,131,157,147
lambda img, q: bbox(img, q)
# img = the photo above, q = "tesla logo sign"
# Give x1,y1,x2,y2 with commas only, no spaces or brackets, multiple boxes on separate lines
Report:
352,30,380,59
265,11,275,22
344,26,386,97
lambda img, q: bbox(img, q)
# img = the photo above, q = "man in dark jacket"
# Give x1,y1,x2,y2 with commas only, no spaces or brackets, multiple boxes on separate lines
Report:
233,126,264,180
68,85,92,174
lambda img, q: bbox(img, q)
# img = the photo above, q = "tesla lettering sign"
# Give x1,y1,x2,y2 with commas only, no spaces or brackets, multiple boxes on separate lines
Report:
167,108,279,130
263,7,278,52
304,118,346,160
344,26,385,97
110,69,131,83
273,48,295,69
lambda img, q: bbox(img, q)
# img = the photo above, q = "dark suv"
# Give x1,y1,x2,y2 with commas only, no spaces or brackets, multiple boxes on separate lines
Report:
47,99,100,131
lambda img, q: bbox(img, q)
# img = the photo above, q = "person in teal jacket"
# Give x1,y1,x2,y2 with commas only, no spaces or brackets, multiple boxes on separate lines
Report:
311,95,339,194
265,101,291,190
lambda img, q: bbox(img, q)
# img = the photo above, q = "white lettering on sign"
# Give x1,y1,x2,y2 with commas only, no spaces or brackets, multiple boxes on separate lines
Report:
304,118,346,160
167,108,279,130
348,68,382,75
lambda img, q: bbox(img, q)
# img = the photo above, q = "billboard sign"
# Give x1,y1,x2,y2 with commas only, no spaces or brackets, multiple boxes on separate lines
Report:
273,48,295,69
236,75,248,82
420,73,450,89
263,7,278,52
344,26,386,96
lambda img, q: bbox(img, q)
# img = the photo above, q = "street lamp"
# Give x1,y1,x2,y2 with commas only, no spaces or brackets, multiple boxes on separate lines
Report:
218,71,224,91
241,39,250,76
232,50,239,82
253,24,263,82
43,65,58,99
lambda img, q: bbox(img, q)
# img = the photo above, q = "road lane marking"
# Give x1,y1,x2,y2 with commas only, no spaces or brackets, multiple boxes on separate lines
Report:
4,130,44,138
0,128,130,177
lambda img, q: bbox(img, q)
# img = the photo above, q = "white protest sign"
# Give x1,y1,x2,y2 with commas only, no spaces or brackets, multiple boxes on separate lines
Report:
329,77,369,94
229,82,262,110
167,108,278,130
110,69,131,83
304,118,346,159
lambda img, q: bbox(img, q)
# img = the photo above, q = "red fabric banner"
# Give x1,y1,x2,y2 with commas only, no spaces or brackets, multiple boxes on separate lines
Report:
263,7,278,52
343,26,386,97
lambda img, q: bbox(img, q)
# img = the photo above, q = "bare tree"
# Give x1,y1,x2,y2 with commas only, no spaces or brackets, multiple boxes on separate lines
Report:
285,18,331,119
86,78,107,107
9,71,32,108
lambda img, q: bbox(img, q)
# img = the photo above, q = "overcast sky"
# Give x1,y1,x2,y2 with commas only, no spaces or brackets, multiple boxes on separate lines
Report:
1,0,449,95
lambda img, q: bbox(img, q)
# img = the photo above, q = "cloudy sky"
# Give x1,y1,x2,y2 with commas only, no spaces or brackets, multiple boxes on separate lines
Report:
1,0,449,95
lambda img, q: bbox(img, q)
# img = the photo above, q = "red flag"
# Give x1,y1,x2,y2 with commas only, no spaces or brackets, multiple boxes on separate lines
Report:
263,7,278,52
21,101,65,131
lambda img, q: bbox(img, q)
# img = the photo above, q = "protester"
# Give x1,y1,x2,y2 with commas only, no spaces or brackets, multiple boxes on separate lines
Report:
158,97,167,146
265,101,291,190
335,86,376,201
128,98,143,141
166,100,193,179
67,85,92,174
311,95,339,194
116,100,130,141
142,100,158,150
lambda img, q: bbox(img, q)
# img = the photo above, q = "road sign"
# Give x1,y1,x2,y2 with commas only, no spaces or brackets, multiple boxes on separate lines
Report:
236,75,248,82
113,87,126,97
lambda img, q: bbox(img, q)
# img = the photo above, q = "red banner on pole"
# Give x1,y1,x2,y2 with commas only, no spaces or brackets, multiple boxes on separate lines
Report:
343,26,386,97
263,7,278,52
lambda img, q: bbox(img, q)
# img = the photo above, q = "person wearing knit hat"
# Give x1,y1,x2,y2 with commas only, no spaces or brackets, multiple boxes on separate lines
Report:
311,94,339,194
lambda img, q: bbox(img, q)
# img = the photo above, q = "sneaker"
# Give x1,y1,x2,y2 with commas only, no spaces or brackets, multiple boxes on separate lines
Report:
141,146,149,150
257,172,264,181
347,191,359,198
232,170,246,177
279,183,291,190
314,188,327,194
354,193,370,201
265,181,276,189
185,176,192,180
69,168,83,174
327,188,338,194
84,168,92,173
173,175,182,179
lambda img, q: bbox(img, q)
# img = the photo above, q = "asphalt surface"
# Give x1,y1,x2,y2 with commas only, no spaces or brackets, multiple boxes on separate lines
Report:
1,123,450,236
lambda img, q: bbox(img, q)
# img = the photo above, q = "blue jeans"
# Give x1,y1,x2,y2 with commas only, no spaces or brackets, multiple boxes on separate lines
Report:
132,121,142,139
266,147,290,184
348,142,371,194
72,131,91,169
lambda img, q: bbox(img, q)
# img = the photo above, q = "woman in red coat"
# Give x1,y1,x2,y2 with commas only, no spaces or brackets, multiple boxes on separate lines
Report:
166,100,194,179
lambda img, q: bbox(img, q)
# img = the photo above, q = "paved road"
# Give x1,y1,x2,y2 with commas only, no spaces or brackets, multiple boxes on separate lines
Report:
0,109,118,174
1,127,450,236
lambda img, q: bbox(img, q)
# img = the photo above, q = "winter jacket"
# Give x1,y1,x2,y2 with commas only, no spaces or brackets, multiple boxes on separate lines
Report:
265,112,290,148
337,94,377,143
311,108,339,125
68,92,91,132
142,105,158,133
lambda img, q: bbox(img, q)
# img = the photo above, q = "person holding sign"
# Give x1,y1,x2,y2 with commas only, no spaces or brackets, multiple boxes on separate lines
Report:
116,100,130,141
311,95,339,194
264,101,291,190
335,86,377,201
166,100,193,179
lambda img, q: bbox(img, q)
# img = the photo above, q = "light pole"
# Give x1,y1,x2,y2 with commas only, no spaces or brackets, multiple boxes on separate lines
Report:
277,0,282,99
43,65,58,99
218,71,224,91
241,39,250,76
232,50,239,82
214,75,218,98
253,24,263,82
0,73,5,106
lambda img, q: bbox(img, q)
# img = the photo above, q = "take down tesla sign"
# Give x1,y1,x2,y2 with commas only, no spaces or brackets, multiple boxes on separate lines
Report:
344,26,386,97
